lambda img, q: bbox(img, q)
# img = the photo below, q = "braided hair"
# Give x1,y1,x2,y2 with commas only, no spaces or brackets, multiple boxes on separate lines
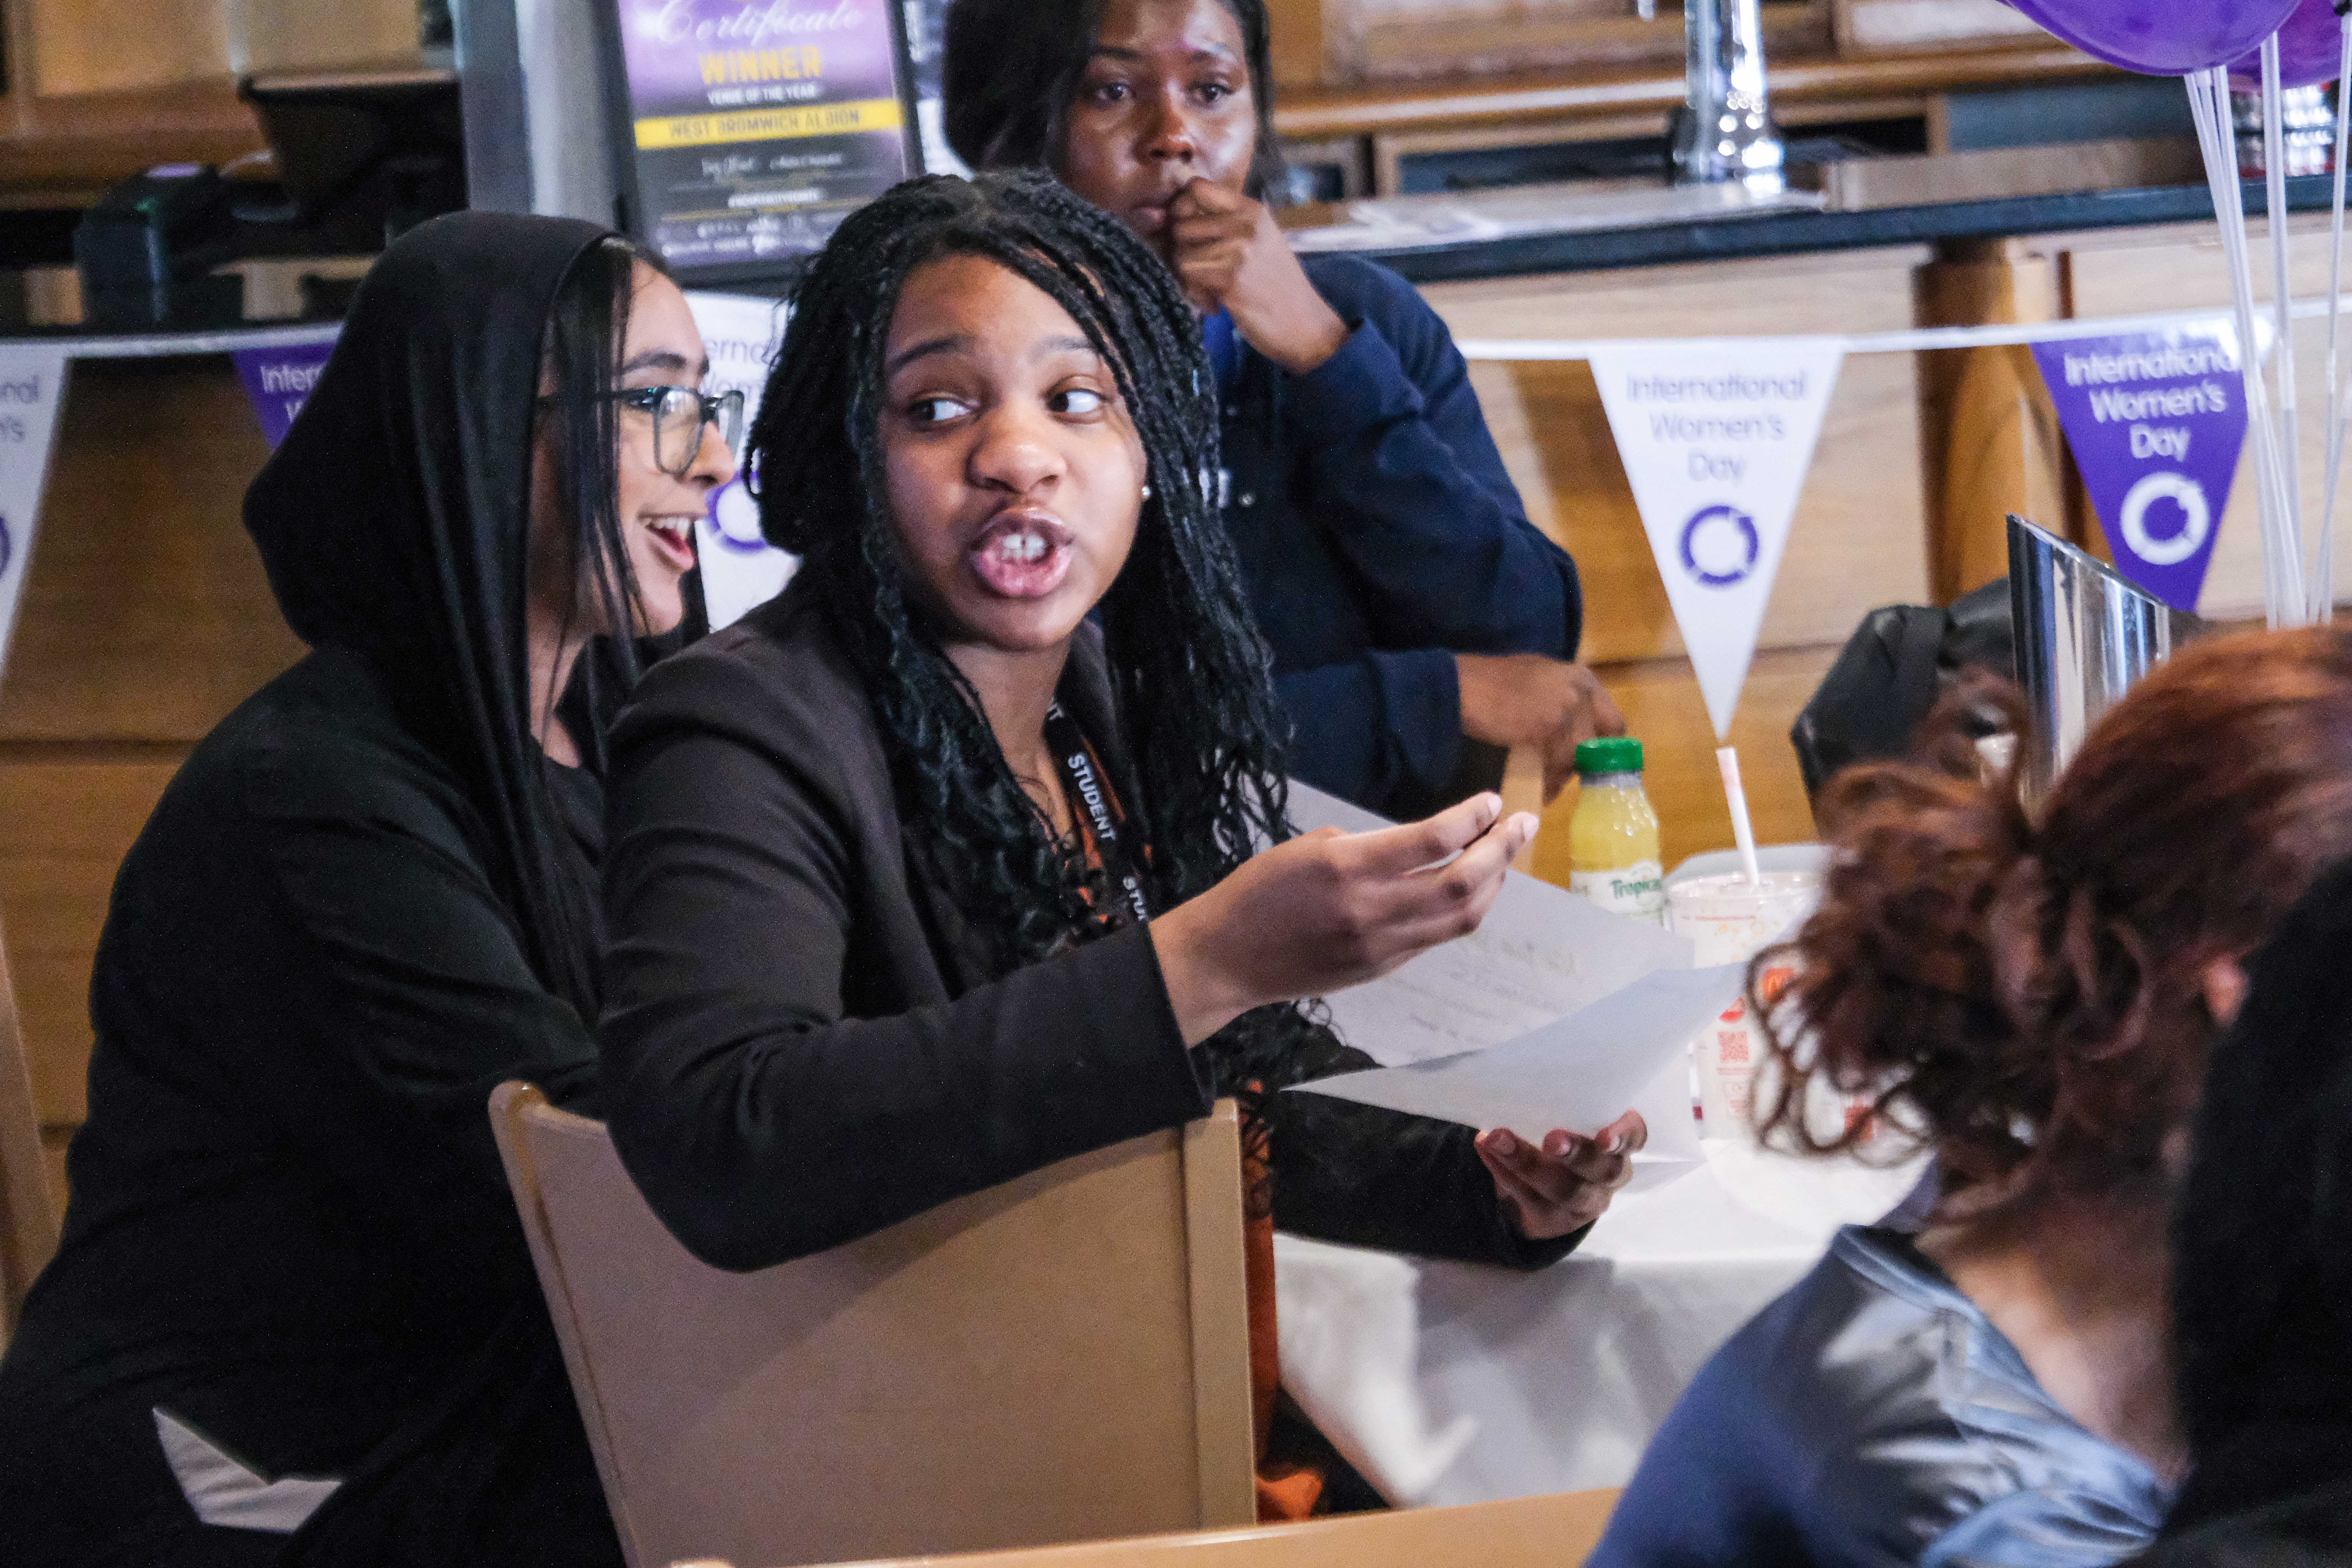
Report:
748,169,1318,1090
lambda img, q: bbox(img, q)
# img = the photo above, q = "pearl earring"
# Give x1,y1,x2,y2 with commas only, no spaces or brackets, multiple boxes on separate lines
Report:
1140,482,1154,500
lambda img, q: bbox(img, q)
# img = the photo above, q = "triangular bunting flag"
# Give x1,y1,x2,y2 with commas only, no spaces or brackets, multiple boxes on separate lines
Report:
0,346,71,686
2028,321,2244,613
685,290,798,629
231,340,338,448
1589,339,1844,738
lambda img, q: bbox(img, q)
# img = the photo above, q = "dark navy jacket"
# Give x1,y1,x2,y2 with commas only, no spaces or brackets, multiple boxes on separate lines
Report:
1208,252,1583,818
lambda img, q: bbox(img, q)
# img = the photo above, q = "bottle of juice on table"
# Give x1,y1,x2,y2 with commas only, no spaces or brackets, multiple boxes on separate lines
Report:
1568,736,1664,923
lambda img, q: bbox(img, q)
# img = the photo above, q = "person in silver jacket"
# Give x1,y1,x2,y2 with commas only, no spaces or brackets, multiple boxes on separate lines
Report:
1593,629,2352,1568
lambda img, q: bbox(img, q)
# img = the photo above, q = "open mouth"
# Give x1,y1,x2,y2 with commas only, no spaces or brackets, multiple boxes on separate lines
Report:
968,510,1075,600
642,516,697,574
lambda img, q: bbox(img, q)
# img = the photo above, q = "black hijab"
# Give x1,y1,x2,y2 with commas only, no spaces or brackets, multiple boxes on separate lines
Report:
244,210,615,1016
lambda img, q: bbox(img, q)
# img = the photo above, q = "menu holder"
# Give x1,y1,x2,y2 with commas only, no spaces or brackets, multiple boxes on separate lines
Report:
594,0,924,286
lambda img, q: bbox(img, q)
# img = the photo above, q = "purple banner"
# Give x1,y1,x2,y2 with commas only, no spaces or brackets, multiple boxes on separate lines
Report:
611,0,915,271
231,341,337,449
2030,325,2247,612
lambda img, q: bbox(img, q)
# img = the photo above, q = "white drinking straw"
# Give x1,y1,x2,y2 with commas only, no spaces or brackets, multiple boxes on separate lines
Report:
1715,745,1762,886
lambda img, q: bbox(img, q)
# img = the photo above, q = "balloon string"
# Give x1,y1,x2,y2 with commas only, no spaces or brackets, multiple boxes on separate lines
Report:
2264,37,2310,623
2185,73,2269,617
2190,67,2300,626
2320,13,2352,625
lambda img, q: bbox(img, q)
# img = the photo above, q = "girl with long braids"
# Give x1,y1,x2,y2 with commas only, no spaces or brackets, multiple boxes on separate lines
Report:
0,214,734,1564
939,0,1622,818
597,172,1645,1428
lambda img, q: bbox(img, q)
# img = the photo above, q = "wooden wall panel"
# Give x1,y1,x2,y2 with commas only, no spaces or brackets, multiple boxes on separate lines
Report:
0,763,177,1136
0,358,303,742
15,0,231,97
0,357,296,1209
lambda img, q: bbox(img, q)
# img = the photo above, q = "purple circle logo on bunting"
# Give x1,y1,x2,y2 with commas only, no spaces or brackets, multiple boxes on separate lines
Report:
1678,504,1759,588
2118,471,2211,567
707,478,770,556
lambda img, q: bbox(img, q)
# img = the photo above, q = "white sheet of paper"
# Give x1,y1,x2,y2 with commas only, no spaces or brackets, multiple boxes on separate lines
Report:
1291,962,1744,1159
1286,782,1694,1065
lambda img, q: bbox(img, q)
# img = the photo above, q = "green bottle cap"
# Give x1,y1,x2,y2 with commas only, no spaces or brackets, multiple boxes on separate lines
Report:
1574,736,1644,776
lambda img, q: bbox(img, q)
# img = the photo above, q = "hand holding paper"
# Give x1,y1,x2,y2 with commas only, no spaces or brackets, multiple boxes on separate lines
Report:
1473,1109,1651,1240
1288,783,1693,1067
1293,961,1749,1188
1151,791,1540,1046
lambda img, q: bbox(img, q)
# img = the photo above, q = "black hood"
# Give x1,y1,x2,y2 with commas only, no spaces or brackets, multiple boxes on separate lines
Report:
244,209,616,1009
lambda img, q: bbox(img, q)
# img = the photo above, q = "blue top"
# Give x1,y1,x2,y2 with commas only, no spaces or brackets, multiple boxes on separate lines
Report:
1208,253,1582,818
1589,1226,2173,1568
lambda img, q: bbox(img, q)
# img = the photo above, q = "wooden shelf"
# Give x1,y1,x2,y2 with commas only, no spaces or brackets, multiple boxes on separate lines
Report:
1272,40,2116,141
0,77,267,202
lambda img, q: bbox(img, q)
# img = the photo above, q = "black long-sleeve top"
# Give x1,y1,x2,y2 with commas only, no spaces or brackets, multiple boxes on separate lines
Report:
598,582,1576,1274
0,648,619,1566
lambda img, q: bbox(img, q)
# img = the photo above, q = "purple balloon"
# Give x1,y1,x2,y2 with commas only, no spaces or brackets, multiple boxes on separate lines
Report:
2005,0,2301,76
2228,0,2348,88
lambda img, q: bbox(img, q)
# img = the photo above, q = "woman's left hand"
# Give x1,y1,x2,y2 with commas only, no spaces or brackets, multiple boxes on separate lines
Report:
1165,176,1349,376
1474,1110,1647,1240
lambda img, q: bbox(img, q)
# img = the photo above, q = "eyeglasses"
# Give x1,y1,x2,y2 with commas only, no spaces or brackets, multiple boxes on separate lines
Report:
596,385,746,478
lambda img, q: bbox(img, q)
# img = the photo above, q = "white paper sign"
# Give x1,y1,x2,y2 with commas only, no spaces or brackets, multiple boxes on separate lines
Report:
684,291,798,628
1287,782,1693,1066
0,347,69,686
1589,340,1843,738
1292,962,1744,1161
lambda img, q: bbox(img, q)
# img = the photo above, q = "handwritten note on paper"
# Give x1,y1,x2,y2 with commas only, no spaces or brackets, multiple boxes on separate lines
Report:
1287,782,1694,1065
1290,962,1746,1151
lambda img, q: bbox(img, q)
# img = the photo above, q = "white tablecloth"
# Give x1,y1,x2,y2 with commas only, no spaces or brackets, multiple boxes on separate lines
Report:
1274,1139,1931,1508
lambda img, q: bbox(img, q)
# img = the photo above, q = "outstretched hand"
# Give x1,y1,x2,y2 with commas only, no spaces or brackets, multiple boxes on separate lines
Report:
1151,792,1539,1046
1475,1109,1647,1240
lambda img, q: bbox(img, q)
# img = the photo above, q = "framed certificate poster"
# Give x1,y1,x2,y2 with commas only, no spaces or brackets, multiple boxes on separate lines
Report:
599,0,922,282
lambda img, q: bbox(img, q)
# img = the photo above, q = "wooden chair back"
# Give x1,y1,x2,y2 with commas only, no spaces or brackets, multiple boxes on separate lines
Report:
490,1084,1257,1568
0,912,60,1337
804,1487,1623,1568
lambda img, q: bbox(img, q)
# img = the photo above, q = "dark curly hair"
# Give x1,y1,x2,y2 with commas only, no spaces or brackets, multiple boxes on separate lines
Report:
745,168,1317,1095
941,0,1286,201
1752,626,2352,1210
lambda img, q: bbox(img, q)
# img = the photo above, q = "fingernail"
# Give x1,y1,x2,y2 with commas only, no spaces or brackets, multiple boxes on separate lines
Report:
1545,1132,1577,1157
1602,1130,1625,1153
1491,1130,1516,1155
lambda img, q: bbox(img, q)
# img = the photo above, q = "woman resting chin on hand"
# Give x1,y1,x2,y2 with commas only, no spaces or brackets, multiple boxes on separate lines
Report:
596,170,1642,1295
944,0,1623,817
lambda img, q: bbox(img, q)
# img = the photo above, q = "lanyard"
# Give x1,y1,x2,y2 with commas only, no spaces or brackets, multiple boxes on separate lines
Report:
1043,701,1154,930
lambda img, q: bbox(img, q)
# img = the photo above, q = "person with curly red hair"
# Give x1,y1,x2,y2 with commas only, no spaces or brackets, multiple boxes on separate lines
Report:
1591,627,2352,1568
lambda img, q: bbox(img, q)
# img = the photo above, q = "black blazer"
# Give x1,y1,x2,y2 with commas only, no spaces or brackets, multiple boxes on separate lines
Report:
599,580,1575,1272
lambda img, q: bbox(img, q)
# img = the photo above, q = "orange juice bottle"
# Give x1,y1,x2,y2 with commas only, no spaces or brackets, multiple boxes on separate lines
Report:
1568,737,1664,922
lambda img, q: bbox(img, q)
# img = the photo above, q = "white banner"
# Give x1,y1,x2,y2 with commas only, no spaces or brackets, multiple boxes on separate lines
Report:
1589,340,1843,739
0,347,70,685
684,291,798,629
